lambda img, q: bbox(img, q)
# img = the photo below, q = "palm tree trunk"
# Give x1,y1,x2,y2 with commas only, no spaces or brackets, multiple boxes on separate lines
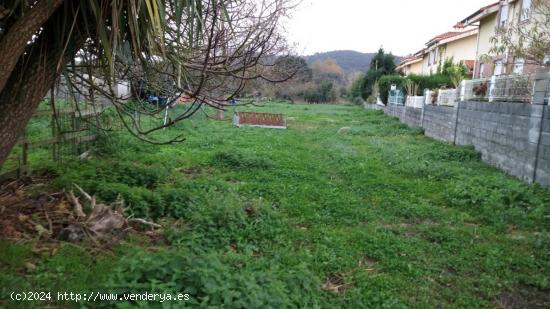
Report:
0,4,83,168
0,0,64,92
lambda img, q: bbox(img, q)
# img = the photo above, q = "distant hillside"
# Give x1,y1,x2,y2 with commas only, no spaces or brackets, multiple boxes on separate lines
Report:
304,50,401,74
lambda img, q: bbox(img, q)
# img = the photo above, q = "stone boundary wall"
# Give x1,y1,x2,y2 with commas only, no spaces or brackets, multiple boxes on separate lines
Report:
422,105,456,142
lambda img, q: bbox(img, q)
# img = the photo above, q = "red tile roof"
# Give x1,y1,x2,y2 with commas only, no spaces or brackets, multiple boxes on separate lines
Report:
426,32,463,46
459,2,500,25
398,49,426,66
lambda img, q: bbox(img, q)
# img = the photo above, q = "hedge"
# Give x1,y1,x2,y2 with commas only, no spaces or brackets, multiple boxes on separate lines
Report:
407,74,452,95
379,74,453,103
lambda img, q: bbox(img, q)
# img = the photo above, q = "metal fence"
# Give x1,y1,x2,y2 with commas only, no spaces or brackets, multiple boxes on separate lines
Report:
491,73,536,103
388,89,405,105
0,92,111,180
384,68,550,107
463,74,537,103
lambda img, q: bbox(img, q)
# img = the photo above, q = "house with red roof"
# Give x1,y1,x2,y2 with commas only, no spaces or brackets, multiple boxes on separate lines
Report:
422,29,478,76
459,0,544,78
398,0,545,79
396,29,478,76
396,49,424,75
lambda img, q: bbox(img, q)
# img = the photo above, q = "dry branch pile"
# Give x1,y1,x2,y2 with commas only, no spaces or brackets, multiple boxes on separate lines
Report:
0,176,160,246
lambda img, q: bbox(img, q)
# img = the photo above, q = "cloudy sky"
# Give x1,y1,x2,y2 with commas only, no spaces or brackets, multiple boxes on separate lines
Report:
284,0,490,56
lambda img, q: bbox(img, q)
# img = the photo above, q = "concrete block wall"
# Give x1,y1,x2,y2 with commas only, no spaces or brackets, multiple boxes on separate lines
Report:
455,101,540,183
385,104,404,118
421,105,456,143
364,101,550,186
402,107,422,128
536,106,550,184
377,105,422,128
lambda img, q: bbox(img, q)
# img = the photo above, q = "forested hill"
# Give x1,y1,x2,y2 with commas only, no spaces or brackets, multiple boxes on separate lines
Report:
304,50,401,74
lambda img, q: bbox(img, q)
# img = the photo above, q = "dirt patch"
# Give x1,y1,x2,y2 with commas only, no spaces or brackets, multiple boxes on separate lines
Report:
322,272,351,294
382,223,411,229
358,256,377,271
494,285,550,308
337,127,351,134
291,123,317,131
179,166,213,177
403,230,418,238
0,176,70,240
181,166,203,175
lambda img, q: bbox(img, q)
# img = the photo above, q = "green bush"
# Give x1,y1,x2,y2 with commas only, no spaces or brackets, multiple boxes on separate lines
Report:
353,96,367,105
302,80,337,103
444,175,550,229
379,74,453,102
56,161,169,189
406,74,452,95
106,249,322,308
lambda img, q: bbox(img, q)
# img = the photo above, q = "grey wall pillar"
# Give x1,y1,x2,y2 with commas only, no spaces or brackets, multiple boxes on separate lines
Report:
532,68,550,184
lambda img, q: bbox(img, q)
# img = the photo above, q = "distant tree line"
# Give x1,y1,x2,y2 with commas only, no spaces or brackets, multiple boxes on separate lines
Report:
348,48,396,103
242,47,469,105
241,57,349,103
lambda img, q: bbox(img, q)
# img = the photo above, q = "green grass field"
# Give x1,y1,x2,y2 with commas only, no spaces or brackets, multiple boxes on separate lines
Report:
1,102,549,308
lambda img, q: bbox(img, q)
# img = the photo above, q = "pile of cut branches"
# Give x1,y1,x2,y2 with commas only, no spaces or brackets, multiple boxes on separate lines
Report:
62,184,161,244
0,177,160,246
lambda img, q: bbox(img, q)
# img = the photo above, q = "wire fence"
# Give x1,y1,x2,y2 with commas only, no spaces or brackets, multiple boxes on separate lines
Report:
463,74,538,103
0,88,115,180
491,73,536,103
417,70,549,106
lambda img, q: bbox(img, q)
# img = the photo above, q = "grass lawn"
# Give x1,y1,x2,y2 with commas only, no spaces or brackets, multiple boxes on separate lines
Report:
1,102,549,308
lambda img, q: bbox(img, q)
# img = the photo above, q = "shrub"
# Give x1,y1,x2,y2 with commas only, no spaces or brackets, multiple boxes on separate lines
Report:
302,80,337,103
349,74,366,99
406,74,452,95
106,249,322,308
365,96,376,104
378,74,453,102
353,96,367,105
444,175,550,229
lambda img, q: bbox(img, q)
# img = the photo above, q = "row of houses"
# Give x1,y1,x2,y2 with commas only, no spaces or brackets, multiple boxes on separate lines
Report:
396,0,546,79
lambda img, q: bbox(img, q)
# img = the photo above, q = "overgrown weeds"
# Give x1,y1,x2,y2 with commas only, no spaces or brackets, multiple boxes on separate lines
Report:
1,103,549,308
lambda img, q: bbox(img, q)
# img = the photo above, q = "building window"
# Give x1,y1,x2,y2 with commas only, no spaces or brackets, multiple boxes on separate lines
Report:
434,48,438,65
520,0,532,22
499,3,509,26
494,61,504,76
513,58,524,74
544,55,550,65
479,63,486,78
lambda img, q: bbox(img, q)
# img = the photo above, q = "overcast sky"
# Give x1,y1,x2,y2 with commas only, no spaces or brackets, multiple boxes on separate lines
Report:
284,0,490,56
